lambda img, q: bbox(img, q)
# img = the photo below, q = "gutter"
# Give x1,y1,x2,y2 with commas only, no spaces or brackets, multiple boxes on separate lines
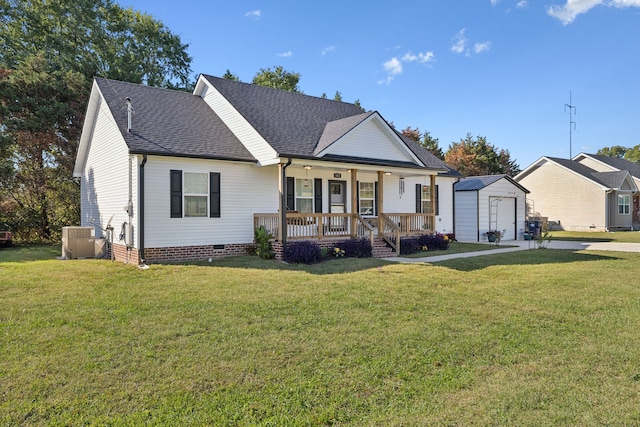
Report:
139,154,148,267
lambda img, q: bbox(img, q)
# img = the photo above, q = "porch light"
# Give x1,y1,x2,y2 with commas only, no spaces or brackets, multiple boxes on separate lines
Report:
384,172,391,176
303,165,312,170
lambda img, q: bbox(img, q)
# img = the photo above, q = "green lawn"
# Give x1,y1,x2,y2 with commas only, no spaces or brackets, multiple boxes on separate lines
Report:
402,241,512,258
2,246,640,425
550,230,640,243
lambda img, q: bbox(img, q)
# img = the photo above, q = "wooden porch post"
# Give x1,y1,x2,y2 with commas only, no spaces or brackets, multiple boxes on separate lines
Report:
350,169,357,237
377,171,384,217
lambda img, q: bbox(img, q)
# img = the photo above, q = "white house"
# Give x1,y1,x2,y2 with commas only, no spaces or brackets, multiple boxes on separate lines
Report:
74,75,460,263
454,175,529,242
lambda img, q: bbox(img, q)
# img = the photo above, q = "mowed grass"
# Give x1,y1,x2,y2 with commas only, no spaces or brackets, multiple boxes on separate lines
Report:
550,230,640,243
2,246,640,425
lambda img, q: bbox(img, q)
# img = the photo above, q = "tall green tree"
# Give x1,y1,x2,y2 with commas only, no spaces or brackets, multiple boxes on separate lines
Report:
597,145,627,159
400,127,444,160
597,144,640,163
252,65,301,93
0,0,192,87
0,0,193,241
0,57,88,240
444,133,520,177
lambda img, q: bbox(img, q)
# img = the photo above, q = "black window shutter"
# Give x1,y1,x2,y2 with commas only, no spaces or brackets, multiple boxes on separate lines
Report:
435,185,439,216
356,181,360,213
286,177,295,210
415,184,422,213
170,170,182,218
374,181,379,216
314,178,322,213
210,172,221,218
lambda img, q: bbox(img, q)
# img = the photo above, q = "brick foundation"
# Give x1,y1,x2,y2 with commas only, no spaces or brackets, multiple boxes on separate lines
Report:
142,242,252,263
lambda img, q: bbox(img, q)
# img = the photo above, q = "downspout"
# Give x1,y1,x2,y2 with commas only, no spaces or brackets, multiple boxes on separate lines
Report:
281,157,292,248
139,154,147,266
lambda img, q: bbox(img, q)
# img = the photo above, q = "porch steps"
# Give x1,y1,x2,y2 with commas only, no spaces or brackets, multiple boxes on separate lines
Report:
372,237,396,258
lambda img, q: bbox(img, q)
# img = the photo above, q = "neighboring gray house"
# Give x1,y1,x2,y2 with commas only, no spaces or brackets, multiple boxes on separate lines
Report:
514,155,638,231
74,75,458,263
454,175,529,242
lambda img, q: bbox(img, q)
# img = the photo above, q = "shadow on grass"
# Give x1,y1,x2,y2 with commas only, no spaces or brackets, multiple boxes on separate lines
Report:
426,249,622,272
174,255,393,275
550,237,613,242
0,244,60,263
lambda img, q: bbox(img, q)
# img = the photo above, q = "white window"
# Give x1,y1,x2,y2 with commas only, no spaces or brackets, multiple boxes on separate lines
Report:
619,194,630,215
295,178,314,213
359,182,375,216
421,185,432,214
184,172,208,217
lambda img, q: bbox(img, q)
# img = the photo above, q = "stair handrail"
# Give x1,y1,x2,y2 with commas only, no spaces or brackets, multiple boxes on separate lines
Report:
378,213,400,254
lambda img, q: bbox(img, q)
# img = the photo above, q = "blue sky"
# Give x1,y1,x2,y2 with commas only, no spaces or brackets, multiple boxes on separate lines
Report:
122,0,640,170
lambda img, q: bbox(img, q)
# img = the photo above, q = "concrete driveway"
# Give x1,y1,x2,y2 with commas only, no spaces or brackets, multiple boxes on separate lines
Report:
384,239,640,263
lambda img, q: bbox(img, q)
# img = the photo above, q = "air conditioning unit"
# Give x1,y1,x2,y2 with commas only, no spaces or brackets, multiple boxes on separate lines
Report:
61,226,95,259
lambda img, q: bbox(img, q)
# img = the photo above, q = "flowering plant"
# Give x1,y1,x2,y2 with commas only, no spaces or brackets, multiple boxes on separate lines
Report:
333,247,345,257
483,230,502,238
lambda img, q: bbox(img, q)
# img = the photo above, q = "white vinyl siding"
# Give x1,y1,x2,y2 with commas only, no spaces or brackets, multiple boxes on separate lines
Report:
199,81,278,165
79,95,135,244
324,117,420,164
144,157,278,248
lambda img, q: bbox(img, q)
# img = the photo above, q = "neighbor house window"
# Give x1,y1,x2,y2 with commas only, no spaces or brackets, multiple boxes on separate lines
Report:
359,182,375,215
295,178,314,213
170,170,221,218
619,194,630,215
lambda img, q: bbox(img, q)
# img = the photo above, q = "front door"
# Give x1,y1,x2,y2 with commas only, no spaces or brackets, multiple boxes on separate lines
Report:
330,181,347,213
329,181,347,230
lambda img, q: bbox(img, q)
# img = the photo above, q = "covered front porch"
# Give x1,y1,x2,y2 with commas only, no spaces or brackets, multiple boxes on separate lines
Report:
254,164,438,255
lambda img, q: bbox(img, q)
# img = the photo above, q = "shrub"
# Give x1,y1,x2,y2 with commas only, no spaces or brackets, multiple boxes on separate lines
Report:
283,241,322,264
254,226,274,259
400,237,421,255
335,238,372,258
418,233,450,251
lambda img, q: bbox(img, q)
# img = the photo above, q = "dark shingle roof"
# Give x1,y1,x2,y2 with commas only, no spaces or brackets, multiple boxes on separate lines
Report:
584,154,640,180
202,74,367,157
545,157,613,188
455,174,529,193
592,171,630,189
95,78,255,162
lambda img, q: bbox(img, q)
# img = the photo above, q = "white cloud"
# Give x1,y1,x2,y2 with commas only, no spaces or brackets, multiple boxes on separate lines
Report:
491,0,500,5
277,51,293,58
321,46,336,55
451,30,490,56
245,10,262,20
474,42,492,54
402,51,435,64
451,29,467,54
547,0,640,24
517,1,528,7
379,50,435,85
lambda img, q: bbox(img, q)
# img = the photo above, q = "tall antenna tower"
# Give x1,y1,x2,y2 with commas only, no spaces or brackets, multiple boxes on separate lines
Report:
564,91,576,158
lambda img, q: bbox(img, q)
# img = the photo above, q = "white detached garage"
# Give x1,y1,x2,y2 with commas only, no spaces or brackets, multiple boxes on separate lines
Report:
454,175,529,242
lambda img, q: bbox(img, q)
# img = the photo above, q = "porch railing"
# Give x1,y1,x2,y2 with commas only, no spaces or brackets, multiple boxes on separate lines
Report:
378,213,436,254
253,212,374,241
